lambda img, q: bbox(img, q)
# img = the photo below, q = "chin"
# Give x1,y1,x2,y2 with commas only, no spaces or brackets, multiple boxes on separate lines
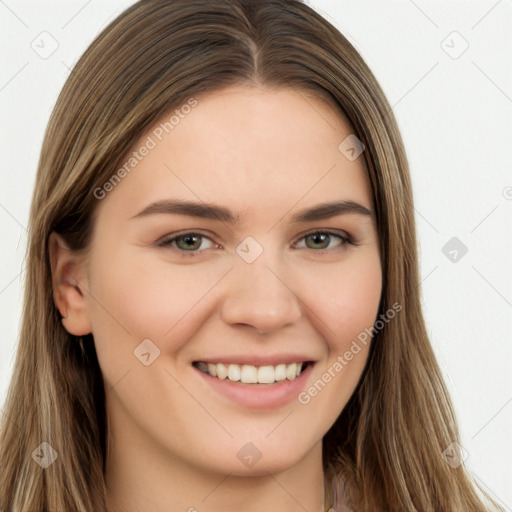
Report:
199,438,316,477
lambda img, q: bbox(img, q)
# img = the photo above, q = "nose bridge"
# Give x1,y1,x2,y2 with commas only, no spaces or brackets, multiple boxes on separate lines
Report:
220,238,302,333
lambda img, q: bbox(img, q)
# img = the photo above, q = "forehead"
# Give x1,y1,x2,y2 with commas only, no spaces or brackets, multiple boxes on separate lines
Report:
95,86,372,223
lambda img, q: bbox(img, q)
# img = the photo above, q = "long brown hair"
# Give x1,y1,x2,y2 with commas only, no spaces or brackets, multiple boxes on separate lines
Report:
0,1,503,510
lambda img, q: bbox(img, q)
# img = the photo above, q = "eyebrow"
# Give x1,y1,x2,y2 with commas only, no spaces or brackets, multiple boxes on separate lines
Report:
131,198,374,225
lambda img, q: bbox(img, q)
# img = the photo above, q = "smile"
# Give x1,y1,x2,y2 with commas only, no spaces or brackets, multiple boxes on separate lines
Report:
193,361,311,385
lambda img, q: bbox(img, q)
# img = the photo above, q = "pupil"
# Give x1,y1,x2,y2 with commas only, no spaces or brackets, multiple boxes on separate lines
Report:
309,233,328,249
180,235,199,250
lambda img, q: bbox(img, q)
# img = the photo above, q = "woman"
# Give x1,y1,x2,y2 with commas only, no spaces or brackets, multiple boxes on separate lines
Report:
0,0,504,511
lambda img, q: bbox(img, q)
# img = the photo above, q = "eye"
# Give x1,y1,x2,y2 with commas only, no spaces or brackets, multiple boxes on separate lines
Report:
157,231,217,255
293,230,354,251
157,229,354,257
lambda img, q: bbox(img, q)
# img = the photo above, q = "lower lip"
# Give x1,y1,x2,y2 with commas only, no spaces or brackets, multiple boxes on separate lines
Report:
194,363,314,410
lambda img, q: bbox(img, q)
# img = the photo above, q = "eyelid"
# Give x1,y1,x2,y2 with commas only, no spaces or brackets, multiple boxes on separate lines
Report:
292,228,354,246
156,230,218,253
291,229,355,252
156,228,355,256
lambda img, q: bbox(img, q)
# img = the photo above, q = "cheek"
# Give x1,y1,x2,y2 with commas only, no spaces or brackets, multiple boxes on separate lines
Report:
299,254,382,344
84,247,227,366
295,258,381,421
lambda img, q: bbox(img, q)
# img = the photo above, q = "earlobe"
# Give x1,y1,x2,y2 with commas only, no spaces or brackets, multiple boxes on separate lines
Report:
49,232,92,336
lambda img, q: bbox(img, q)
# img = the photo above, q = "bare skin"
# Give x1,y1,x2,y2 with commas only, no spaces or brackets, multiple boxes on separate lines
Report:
50,85,382,512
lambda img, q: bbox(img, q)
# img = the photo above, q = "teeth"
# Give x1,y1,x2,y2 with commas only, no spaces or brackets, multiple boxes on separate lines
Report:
257,365,274,384
227,364,241,381
274,363,287,381
197,362,208,373
286,363,298,380
196,361,306,384
241,365,258,383
216,363,228,380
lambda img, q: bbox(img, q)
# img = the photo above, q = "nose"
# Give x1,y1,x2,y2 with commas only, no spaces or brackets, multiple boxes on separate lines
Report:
220,253,302,335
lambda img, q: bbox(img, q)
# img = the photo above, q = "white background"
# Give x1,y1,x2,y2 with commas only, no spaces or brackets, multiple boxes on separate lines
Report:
1,0,511,508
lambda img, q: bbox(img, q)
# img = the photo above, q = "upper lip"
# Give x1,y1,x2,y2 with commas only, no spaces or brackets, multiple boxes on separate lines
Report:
193,355,315,366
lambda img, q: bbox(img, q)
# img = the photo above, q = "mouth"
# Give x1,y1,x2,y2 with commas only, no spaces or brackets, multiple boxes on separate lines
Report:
192,361,313,385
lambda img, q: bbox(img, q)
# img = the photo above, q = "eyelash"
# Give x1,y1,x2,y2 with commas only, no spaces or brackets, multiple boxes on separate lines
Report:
157,229,356,257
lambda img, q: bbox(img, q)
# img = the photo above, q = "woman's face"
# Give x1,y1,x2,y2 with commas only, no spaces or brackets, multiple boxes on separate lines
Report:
70,86,381,477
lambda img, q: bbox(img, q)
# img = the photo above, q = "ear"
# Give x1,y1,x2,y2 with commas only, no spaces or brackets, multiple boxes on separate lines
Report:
49,232,92,336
